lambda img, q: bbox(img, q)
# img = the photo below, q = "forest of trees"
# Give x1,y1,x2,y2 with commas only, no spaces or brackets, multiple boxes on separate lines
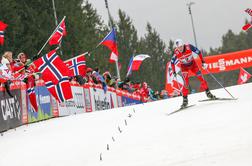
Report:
0,0,251,92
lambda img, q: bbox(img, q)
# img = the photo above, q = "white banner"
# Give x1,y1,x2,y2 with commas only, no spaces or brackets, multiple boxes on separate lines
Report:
58,86,86,116
89,87,118,111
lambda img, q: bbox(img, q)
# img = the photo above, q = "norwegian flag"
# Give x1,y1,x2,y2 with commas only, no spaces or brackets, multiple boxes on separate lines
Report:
237,68,251,85
27,75,38,112
45,77,73,103
49,20,66,45
0,21,8,45
33,50,70,85
64,54,86,77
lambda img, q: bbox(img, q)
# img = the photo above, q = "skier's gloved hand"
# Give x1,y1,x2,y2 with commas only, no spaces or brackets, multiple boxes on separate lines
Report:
173,72,177,77
202,62,208,70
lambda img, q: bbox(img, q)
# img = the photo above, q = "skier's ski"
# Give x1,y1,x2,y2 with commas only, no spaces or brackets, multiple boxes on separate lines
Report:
199,97,238,102
168,104,196,116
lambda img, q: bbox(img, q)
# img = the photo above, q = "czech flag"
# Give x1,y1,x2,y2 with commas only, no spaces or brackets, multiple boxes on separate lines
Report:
131,54,150,71
100,28,118,63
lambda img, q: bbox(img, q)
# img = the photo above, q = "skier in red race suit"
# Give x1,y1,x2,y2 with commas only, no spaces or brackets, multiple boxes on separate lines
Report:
171,39,216,108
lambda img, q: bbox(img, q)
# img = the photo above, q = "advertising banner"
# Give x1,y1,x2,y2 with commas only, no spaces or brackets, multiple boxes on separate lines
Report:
0,88,23,132
194,49,252,75
58,86,86,116
83,88,92,112
121,96,142,106
89,87,118,111
27,86,53,123
20,84,28,124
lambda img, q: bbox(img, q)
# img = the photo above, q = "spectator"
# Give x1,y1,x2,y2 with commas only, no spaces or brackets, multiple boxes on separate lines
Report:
91,68,101,84
1,51,14,71
160,90,169,99
18,52,31,65
69,76,80,86
148,87,157,101
154,91,161,100
92,68,107,92
83,67,94,83
103,71,116,88
1,51,13,97
75,75,86,85
140,82,150,102
132,81,141,96
118,77,133,92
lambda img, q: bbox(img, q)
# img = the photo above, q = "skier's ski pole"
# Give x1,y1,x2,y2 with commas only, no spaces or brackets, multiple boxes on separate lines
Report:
205,68,236,99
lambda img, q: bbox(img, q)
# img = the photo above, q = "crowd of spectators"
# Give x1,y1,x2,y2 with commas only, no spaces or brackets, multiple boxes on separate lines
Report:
69,66,169,102
0,51,169,102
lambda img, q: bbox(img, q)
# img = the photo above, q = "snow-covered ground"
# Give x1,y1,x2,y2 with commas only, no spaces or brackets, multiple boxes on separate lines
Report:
0,83,252,166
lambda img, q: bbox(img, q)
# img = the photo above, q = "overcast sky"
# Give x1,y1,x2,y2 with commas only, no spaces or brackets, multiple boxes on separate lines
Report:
90,0,252,51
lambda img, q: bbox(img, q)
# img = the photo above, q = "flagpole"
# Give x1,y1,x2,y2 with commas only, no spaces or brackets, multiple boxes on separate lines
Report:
36,16,66,57
104,0,121,80
52,0,63,55
64,52,89,62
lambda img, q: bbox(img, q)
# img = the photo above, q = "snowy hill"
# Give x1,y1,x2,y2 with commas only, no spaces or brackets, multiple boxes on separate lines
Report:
0,83,252,166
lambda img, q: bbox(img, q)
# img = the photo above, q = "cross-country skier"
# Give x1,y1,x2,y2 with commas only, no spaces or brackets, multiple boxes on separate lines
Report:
171,39,216,108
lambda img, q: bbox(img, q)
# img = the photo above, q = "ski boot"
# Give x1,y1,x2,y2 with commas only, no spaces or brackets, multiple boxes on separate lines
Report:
181,96,188,108
205,89,216,99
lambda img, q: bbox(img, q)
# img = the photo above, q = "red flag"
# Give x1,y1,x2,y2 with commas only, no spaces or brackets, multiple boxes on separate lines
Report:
166,61,184,96
237,68,251,85
64,54,86,77
0,21,8,45
45,77,73,103
27,75,38,112
49,20,67,45
100,28,119,63
33,50,70,84
242,23,252,31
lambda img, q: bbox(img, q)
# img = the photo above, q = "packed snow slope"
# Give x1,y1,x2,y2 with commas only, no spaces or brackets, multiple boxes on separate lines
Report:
1,83,252,166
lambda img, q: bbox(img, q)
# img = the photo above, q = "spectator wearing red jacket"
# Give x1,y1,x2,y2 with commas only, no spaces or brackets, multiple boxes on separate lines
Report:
140,82,149,102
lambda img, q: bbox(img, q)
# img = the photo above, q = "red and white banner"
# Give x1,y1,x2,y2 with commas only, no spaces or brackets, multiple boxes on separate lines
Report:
237,68,251,85
132,54,150,71
192,49,252,76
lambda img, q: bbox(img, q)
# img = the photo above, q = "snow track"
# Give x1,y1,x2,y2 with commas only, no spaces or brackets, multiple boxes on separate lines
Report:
0,83,252,166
